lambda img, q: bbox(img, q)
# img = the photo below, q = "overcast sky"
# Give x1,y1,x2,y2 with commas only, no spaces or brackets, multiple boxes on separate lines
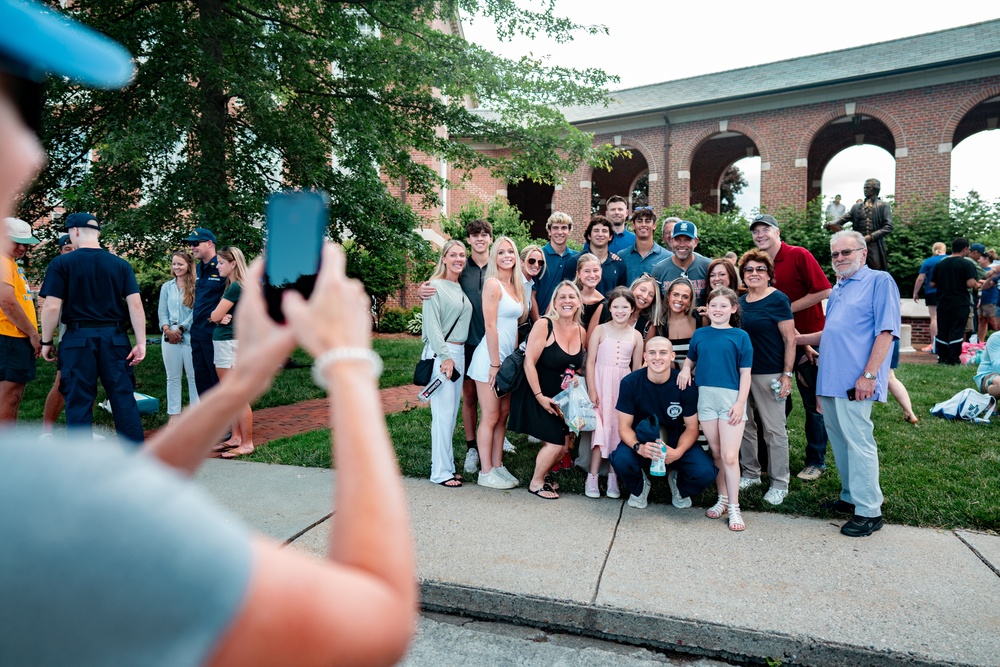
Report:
461,1,1000,213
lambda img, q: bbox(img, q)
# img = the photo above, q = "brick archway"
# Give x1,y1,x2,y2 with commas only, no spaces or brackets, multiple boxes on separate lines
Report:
681,123,765,213
588,138,653,214
943,84,1000,147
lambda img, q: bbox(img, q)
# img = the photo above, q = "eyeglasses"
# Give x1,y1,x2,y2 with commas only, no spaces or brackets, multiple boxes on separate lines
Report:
187,241,204,247
526,258,544,266
743,266,769,274
830,248,864,259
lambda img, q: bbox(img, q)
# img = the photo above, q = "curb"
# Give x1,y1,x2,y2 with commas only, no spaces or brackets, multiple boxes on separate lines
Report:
420,581,975,667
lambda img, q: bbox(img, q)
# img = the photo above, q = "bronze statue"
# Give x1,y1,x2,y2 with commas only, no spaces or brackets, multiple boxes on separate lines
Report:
825,178,892,271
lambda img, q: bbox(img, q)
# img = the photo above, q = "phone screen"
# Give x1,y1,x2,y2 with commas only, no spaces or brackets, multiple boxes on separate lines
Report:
264,190,329,322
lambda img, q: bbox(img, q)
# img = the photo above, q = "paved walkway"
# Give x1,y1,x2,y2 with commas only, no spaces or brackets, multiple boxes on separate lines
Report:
194,458,1000,667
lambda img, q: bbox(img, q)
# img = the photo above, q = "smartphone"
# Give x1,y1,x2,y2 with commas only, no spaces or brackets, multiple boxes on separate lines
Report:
847,388,857,401
263,190,329,322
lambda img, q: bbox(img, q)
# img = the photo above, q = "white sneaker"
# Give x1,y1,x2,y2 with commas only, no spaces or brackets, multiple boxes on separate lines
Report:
739,476,762,490
627,474,652,509
606,471,621,499
477,469,515,490
763,487,788,505
464,448,480,474
494,466,519,487
668,469,692,509
503,438,516,453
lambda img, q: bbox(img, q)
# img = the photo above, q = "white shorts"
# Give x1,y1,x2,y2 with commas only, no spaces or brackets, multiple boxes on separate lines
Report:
697,386,747,422
213,339,238,369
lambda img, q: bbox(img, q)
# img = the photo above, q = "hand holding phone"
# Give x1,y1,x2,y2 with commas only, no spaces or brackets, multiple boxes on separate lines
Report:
263,190,329,322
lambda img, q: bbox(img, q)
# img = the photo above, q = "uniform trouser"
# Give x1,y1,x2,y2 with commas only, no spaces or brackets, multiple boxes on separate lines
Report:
429,343,465,483
191,336,219,396
936,302,969,365
740,373,791,489
161,337,199,415
823,396,883,518
609,440,717,499
795,350,828,467
59,326,144,444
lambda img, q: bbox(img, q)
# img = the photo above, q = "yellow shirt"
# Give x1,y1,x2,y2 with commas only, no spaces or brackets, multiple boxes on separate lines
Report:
0,256,37,338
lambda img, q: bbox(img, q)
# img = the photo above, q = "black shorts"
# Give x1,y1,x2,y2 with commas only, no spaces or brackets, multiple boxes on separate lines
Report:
0,334,36,383
924,292,938,307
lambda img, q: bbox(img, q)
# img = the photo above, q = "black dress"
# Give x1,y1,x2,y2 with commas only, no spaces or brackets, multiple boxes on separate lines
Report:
581,299,607,331
508,322,585,444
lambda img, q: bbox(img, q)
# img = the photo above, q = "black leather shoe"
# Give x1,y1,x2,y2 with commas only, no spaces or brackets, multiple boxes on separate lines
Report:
819,498,855,515
840,515,884,537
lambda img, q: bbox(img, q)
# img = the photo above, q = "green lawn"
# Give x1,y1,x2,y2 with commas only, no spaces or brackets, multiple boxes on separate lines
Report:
18,335,423,432
246,361,1000,532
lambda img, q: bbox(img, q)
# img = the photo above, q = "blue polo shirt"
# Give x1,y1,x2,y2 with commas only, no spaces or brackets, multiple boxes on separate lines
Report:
563,252,628,296
191,256,227,340
620,242,671,285
817,266,900,402
536,244,579,312
608,229,636,255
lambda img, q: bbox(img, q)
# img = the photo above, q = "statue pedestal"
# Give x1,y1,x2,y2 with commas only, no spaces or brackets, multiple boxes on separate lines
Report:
899,323,915,354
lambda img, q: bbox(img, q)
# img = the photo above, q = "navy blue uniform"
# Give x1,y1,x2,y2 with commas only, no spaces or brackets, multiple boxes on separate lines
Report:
40,248,144,443
190,256,226,395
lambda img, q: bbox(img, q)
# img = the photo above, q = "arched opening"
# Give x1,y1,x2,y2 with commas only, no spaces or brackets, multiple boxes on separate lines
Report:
689,132,759,214
507,179,554,239
951,95,1000,202
808,115,895,206
820,146,896,216
591,148,649,215
731,156,761,217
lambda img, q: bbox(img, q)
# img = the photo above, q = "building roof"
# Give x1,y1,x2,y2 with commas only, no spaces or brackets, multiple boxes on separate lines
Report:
560,19,1000,124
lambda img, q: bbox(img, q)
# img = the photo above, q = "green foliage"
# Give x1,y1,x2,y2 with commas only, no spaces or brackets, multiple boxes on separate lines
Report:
441,197,534,251
129,254,173,334
379,307,412,334
406,310,423,335
719,165,748,214
23,0,620,265
658,204,754,260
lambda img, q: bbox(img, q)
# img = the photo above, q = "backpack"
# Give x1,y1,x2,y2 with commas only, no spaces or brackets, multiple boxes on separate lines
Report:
930,389,995,424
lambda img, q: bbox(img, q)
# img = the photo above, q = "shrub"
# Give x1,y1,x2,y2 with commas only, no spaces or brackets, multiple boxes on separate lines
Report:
379,307,411,334
406,310,423,335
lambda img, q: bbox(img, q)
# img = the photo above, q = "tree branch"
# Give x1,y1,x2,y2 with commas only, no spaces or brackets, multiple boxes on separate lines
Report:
227,3,321,37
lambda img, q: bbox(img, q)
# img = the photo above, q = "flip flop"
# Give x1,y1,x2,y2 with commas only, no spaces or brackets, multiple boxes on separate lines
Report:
543,473,560,491
221,445,254,459
437,476,462,488
528,483,559,500
212,442,237,453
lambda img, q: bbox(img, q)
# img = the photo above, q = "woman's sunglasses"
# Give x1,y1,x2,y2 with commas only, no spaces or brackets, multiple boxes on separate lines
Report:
526,258,544,266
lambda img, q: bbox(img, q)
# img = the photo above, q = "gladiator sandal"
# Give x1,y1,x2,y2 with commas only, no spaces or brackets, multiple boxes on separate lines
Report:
705,495,728,519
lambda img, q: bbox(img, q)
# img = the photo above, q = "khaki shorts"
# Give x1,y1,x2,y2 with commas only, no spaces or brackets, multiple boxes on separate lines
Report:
978,303,996,318
213,339,238,369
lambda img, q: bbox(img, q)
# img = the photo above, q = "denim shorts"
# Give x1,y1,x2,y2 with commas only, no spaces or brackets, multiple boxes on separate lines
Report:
697,385,747,422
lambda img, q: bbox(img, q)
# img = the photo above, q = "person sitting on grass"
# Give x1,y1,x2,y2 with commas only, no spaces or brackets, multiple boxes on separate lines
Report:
973,330,1000,400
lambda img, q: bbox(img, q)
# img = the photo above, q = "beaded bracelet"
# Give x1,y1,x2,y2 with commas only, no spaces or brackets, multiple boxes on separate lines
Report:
312,347,383,389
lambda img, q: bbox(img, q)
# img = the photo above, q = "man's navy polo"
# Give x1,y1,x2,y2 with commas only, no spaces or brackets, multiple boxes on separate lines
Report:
191,256,226,340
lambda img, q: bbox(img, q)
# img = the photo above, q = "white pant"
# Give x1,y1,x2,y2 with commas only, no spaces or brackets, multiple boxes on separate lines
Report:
823,396,883,518
429,342,465,483
161,338,199,415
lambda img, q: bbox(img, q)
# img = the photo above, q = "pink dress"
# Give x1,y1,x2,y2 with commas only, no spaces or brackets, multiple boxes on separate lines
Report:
591,330,637,458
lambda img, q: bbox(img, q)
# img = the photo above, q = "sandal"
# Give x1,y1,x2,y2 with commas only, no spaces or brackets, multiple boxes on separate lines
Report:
543,473,560,492
211,441,237,453
437,476,462,488
528,483,559,500
706,495,728,519
728,504,745,532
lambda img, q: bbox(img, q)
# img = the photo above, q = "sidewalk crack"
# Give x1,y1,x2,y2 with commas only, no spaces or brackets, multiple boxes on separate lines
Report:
590,501,626,605
954,530,1000,579
283,511,334,547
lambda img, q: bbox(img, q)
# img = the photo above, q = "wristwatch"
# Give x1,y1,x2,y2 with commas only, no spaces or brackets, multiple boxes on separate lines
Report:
782,371,793,378
633,442,641,453
863,371,876,380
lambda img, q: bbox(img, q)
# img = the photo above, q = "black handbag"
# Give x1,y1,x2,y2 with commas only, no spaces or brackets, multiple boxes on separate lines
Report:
495,319,550,395
413,298,465,386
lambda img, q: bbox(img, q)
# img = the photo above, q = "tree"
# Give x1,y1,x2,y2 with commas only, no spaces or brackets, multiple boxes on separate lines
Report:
719,164,748,214
22,0,621,292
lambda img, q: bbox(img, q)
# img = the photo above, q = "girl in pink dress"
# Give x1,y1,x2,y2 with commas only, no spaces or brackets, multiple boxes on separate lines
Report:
584,287,645,499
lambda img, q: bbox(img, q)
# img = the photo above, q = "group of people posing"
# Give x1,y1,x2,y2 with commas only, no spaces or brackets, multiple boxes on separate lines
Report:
419,199,902,538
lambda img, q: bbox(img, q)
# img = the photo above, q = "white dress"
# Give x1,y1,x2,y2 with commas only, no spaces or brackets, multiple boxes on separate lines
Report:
467,280,525,382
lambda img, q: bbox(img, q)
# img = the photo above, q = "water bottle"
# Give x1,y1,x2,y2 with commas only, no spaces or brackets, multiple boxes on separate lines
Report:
771,377,786,402
417,371,448,403
649,438,667,477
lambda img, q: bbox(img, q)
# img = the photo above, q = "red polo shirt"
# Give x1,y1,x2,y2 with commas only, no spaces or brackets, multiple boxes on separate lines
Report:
771,242,831,334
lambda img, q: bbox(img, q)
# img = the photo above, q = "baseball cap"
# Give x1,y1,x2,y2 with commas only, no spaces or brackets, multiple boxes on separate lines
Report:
65,212,100,230
750,214,779,229
970,243,986,253
0,0,134,88
183,227,217,244
4,217,39,244
57,233,71,248
671,220,698,239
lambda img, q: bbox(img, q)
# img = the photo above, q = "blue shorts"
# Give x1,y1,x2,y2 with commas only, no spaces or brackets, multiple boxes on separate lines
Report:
697,386,747,422
0,334,36,383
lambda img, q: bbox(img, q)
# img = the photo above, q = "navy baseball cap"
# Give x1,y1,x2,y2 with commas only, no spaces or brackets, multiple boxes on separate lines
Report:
750,214,779,229
65,212,100,230
970,243,986,253
671,220,698,239
57,233,71,248
0,0,134,88
183,227,217,244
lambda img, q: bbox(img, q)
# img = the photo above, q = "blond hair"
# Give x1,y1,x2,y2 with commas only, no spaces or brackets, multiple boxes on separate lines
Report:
542,280,583,326
429,239,466,282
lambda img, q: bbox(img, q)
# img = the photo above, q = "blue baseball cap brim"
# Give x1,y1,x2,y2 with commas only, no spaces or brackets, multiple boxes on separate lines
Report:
0,0,134,89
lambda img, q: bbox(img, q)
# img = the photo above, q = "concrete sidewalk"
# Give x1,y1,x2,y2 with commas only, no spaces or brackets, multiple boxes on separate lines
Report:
195,458,1000,667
